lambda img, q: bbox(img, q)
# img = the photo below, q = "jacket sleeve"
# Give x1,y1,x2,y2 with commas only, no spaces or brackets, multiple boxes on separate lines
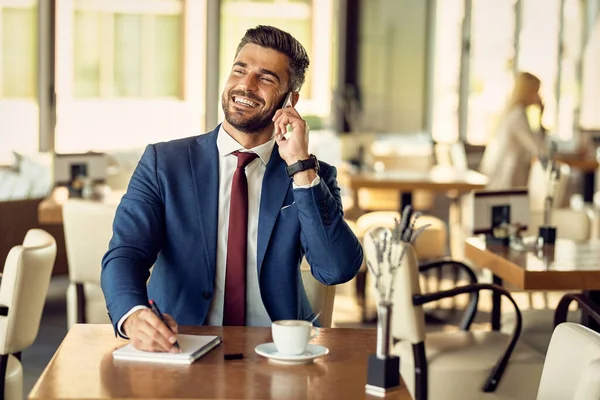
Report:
292,164,363,285
101,144,165,331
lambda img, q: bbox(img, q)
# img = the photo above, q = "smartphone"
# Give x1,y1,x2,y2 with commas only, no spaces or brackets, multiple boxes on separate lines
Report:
275,92,294,140
281,91,293,109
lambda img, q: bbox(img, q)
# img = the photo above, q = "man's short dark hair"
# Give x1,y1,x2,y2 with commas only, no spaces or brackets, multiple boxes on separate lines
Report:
235,25,310,92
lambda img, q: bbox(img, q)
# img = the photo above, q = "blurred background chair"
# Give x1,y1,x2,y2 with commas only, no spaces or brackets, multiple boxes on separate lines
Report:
363,227,544,400
62,199,116,328
0,229,56,400
300,259,336,328
354,211,448,321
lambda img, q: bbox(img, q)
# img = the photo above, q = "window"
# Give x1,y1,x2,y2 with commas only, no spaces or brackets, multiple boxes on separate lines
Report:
517,0,561,132
431,0,464,143
466,0,516,145
219,0,335,122
54,0,206,153
1,2,37,98
556,0,584,139
0,0,39,164
431,0,586,144
72,0,183,98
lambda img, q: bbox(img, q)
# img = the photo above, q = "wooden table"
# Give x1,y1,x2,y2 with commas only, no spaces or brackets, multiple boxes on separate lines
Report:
465,236,600,330
348,166,488,208
29,325,412,400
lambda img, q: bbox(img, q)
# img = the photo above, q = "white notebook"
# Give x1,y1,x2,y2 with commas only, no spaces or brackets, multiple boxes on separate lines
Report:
112,334,222,365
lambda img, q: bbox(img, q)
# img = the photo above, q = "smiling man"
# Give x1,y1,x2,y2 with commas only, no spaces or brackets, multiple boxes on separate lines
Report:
100,25,363,352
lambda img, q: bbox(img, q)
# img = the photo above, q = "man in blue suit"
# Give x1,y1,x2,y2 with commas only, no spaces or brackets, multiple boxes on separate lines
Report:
101,25,363,352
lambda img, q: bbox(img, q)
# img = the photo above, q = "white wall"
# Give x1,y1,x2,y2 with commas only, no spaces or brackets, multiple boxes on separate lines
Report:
358,0,428,133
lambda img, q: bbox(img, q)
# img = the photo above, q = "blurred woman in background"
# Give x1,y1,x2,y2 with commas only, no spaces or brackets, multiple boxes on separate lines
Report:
479,72,547,189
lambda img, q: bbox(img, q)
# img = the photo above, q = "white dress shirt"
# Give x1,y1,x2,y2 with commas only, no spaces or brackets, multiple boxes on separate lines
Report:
117,125,320,336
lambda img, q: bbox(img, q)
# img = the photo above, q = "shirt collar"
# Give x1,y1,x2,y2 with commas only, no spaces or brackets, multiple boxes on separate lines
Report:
216,124,275,165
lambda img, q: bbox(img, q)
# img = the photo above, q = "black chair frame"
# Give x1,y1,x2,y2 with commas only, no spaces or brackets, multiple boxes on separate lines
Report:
418,258,479,330
554,293,600,327
410,283,523,400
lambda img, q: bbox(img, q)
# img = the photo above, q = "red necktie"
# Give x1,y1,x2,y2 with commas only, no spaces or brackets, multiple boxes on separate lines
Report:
224,151,259,326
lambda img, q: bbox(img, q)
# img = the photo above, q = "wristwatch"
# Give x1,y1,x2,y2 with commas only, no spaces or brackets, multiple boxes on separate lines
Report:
286,154,319,177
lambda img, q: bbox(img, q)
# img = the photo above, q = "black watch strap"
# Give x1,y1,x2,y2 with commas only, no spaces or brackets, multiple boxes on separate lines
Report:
286,154,319,177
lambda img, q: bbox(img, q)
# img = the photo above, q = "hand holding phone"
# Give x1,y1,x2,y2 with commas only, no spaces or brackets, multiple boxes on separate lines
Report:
277,92,294,140
272,92,311,169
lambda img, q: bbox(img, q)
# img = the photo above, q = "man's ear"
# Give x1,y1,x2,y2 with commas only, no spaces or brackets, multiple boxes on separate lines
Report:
291,92,300,107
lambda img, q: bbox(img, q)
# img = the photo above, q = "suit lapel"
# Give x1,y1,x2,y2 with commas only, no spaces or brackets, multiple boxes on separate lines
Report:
257,145,291,275
188,127,220,285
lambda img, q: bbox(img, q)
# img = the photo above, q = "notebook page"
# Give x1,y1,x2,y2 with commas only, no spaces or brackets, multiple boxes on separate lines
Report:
112,334,222,365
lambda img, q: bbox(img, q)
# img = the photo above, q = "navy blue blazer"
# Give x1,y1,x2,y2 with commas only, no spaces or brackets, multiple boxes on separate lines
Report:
101,125,363,332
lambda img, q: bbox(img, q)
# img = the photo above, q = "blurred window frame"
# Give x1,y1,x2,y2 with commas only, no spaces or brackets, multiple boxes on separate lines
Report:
71,0,184,99
430,0,588,145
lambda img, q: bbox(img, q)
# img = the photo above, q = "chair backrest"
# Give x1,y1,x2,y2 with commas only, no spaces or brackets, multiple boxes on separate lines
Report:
0,229,56,354
537,323,600,400
300,261,336,328
363,228,425,344
63,199,117,284
528,160,571,212
528,208,592,241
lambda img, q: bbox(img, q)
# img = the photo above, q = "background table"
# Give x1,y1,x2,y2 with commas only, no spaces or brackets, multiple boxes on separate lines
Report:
465,236,600,331
348,166,488,209
29,324,412,400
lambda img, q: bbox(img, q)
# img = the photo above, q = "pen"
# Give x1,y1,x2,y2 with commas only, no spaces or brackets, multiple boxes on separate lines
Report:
148,299,180,349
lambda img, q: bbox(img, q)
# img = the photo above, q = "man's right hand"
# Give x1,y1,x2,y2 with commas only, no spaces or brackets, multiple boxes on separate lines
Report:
122,308,180,353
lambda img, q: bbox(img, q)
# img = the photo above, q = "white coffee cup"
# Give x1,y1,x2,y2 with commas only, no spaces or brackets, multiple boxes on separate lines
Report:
271,320,318,355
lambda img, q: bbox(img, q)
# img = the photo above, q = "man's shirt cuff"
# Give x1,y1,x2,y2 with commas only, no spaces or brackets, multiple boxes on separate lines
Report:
292,176,320,189
117,305,148,338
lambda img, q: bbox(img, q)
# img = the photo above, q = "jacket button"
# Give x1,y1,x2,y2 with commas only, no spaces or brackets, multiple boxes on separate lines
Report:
202,291,211,299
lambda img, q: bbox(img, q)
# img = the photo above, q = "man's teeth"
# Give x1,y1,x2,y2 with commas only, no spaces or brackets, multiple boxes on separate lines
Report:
234,97,257,107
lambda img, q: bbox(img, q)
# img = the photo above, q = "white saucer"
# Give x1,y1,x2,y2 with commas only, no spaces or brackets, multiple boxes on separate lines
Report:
254,342,329,365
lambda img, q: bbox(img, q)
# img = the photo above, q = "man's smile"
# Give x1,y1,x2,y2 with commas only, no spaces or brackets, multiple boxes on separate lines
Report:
232,95,260,108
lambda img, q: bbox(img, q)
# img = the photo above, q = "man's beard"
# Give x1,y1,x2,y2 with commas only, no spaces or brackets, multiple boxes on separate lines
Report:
222,91,276,134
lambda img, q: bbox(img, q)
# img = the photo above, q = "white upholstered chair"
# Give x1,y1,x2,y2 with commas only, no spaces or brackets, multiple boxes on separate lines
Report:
0,229,56,400
300,259,336,328
533,292,600,399
363,227,544,400
356,212,448,261
355,211,474,322
63,199,117,327
536,323,600,400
